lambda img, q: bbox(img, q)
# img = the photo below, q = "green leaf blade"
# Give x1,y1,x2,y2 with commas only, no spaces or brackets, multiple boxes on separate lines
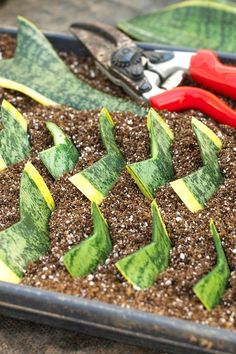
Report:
0,217,50,278
69,110,125,205
182,165,223,207
0,100,30,170
63,203,112,278
170,117,224,212
127,109,174,200
193,220,230,310
116,244,160,289
20,161,55,232
151,200,171,247
0,162,55,283
39,122,80,179
116,200,171,289
118,0,236,52
99,108,118,155
191,117,222,166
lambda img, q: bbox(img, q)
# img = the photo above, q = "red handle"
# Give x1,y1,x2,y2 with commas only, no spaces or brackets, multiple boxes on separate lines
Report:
149,86,236,128
190,50,236,100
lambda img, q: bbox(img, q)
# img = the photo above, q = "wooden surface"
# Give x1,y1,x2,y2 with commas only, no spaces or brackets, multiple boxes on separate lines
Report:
0,314,161,354
0,0,176,353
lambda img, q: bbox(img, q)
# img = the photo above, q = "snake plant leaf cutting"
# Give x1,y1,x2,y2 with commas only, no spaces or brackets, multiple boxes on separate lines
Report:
118,0,236,52
63,202,112,278
170,117,223,212
69,108,126,205
0,17,145,116
115,200,171,289
39,122,80,179
193,219,230,310
127,108,174,200
0,162,55,283
0,99,30,171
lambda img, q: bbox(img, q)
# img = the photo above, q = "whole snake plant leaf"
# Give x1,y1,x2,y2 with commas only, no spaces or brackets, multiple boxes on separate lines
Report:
0,99,30,171
0,17,145,116
63,202,112,278
115,200,171,289
193,219,230,310
0,162,55,283
118,0,236,52
69,108,126,205
39,122,80,179
127,108,174,200
170,117,224,212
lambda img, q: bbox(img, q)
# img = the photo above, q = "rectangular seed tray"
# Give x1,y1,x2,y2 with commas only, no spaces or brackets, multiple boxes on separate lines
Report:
0,27,236,354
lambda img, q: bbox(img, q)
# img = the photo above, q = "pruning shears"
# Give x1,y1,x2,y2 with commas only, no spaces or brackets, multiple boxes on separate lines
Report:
71,22,236,128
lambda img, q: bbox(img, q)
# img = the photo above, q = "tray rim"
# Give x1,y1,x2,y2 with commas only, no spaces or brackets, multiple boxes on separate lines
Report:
0,26,235,354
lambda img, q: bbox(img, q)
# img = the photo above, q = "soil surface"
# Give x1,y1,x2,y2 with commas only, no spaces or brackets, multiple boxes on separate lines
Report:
0,34,235,332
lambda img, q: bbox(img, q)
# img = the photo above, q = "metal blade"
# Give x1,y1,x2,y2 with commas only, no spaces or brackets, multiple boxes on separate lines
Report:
70,22,135,65
70,21,151,101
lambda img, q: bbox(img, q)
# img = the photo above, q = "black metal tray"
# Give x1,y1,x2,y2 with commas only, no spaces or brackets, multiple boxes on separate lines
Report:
0,27,235,354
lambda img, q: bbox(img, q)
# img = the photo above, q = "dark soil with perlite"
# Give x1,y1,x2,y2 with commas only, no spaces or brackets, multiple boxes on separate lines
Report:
0,34,235,331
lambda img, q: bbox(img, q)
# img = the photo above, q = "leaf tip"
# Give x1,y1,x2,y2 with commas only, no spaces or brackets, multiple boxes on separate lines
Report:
24,161,55,210
100,108,115,126
2,99,28,131
191,116,223,150
147,109,174,140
